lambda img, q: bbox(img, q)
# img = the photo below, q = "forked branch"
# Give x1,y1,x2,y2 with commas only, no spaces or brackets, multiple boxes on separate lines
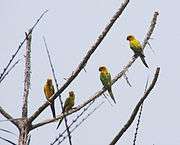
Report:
109,67,160,145
29,0,130,123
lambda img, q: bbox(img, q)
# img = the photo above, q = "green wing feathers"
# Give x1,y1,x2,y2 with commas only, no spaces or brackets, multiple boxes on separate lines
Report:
100,73,116,104
57,93,75,129
130,39,149,68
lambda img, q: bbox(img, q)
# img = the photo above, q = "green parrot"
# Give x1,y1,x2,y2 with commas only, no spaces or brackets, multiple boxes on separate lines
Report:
56,91,75,129
99,66,116,104
127,35,149,68
44,78,56,118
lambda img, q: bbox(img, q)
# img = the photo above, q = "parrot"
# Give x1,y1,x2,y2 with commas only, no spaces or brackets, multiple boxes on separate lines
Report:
99,66,116,104
126,35,149,68
44,78,56,118
56,91,75,129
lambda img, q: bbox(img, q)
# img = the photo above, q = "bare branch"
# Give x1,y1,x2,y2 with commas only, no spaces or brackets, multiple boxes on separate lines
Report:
22,31,32,117
55,102,104,145
0,59,20,84
0,128,17,137
0,117,23,123
142,11,159,49
123,73,132,87
29,0,130,123
43,37,73,145
50,101,95,144
133,103,143,145
109,67,160,145
30,101,95,130
133,75,149,145
29,9,159,127
0,10,48,83
0,106,19,128
0,136,17,145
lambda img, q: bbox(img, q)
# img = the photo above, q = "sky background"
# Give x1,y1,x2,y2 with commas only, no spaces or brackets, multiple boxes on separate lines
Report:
0,0,179,145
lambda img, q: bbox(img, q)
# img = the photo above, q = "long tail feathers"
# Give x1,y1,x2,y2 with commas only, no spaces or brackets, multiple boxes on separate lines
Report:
50,102,56,118
140,55,149,68
56,118,63,129
108,89,116,104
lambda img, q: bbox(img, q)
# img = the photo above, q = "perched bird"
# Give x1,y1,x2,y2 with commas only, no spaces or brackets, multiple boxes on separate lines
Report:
127,35,149,68
44,78,56,118
99,66,116,104
56,91,75,129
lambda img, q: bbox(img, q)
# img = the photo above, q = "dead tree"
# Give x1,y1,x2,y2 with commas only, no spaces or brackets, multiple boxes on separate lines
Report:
0,1,159,145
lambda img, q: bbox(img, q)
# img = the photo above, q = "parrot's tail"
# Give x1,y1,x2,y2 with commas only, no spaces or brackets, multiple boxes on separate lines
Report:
56,118,63,129
140,55,149,68
108,88,116,104
50,102,56,118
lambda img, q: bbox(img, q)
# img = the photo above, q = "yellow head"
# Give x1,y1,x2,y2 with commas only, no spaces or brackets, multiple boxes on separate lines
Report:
46,78,52,85
126,35,135,41
99,66,108,73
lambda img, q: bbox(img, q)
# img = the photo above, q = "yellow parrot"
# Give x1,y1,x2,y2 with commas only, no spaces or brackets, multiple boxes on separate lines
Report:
99,66,116,104
127,35,149,68
44,78,56,118
56,91,75,129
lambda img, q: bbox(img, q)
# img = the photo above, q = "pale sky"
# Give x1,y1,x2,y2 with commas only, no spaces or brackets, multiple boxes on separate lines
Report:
0,0,179,145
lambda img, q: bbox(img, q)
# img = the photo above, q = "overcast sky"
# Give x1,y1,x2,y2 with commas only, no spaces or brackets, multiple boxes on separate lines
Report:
0,0,179,145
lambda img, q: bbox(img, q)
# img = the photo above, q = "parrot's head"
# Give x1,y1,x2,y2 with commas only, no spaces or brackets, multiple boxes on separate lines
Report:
99,66,108,73
127,35,135,41
47,78,52,85
69,91,75,97
69,91,75,101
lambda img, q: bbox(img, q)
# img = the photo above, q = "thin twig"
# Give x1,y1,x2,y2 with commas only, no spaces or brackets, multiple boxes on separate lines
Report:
132,104,143,145
0,10,48,83
0,128,17,137
133,75,149,145
123,73,132,87
22,31,32,117
30,101,95,131
109,67,160,145
0,59,20,84
57,102,105,145
103,93,113,106
43,37,73,145
50,101,95,145
147,42,156,55
142,12,159,49
29,0,130,123
0,136,17,145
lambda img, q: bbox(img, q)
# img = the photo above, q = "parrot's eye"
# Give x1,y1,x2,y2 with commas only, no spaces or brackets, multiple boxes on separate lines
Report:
127,36,131,40
99,66,106,71
99,67,102,71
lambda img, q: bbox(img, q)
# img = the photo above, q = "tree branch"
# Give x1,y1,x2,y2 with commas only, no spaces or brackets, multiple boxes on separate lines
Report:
22,31,32,117
28,0,130,123
43,37,73,145
55,102,105,145
0,10,48,84
109,67,160,145
0,60,20,84
0,106,19,128
142,11,159,49
30,100,94,130
28,11,159,128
